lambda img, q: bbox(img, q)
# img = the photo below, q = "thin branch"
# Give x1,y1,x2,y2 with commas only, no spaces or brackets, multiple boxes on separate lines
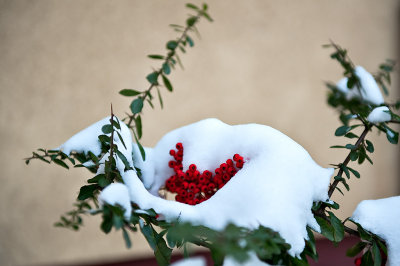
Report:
126,12,204,131
327,124,372,198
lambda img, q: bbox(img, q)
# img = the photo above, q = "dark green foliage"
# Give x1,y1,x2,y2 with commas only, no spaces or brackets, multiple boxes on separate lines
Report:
166,222,297,265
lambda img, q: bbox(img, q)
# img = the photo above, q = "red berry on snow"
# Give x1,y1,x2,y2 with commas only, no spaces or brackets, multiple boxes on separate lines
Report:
168,161,176,168
169,149,176,156
176,142,183,150
220,163,227,171
189,164,197,172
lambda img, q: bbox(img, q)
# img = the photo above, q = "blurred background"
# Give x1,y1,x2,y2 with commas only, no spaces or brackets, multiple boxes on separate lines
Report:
0,0,399,265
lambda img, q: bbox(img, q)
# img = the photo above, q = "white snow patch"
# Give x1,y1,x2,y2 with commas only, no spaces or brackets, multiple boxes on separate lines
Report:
99,183,132,220
124,119,332,256
170,257,206,266
351,196,400,266
223,253,270,266
367,106,391,123
336,66,384,105
59,118,333,257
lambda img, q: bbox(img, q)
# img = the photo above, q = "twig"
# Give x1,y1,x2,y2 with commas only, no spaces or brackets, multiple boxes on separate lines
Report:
327,124,372,198
126,12,204,131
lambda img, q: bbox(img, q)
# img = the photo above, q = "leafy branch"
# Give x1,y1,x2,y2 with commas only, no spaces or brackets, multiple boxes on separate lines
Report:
120,3,213,160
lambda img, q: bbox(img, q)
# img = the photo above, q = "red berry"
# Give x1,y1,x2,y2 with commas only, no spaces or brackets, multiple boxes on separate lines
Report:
198,175,206,184
207,183,216,191
233,154,241,161
188,183,196,191
226,159,234,166
189,164,197,172
168,161,176,168
228,167,236,175
215,168,222,175
169,150,176,156
236,162,244,169
220,163,227,171
354,257,361,266
176,142,183,150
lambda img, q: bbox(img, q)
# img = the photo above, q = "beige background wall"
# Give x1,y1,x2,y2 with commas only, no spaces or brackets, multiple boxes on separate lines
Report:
0,1,399,265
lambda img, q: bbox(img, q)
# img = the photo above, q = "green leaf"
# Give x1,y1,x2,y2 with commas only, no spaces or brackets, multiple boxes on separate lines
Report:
347,167,360,178
147,54,165,60
335,125,350,136
53,159,69,169
306,227,317,256
362,250,374,265
345,144,357,150
146,72,159,85
119,89,141,96
146,99,154,109
330,145,346,149
350,150,358,161
186,36,194,47
162,63,171,75
140,222,172,266
341,165,350,179
315,217,334,242
162,74,173,92
130,98,144,114
135,115,143,139
122,228,132,248
186,3,199,10
101,124,113,134
346,241,367,257
345,132,358,139
116,150,132,171
166,40,178,50
77,185,98,200
327,211,344,242
386,129,398,144
116,131,127,150
133,131,146,161
98,134,110,143
365,140,374,153
372,242,381,266
157,87,164,109
112,117,121,130
336,186,344,196
186,16,197,27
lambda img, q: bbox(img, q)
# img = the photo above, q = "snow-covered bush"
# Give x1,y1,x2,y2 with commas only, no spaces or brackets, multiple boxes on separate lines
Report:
26,3,400,266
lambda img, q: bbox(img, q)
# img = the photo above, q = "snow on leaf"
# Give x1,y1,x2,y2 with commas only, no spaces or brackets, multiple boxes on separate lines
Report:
336,66,384,105
351,196,400,266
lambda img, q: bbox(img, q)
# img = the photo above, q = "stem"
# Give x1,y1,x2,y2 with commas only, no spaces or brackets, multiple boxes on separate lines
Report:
327,124,372,198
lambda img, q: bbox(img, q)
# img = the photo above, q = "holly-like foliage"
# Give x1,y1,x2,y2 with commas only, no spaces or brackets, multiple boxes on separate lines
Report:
25,3,400,266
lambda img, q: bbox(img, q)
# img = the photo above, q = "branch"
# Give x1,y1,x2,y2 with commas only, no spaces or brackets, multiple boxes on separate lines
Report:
126,11,206,131
328,124,372,198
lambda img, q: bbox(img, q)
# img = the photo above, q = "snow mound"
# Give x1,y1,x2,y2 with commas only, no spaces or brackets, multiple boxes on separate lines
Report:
367,106,391,123
59,117,333,257
99,183,132,220
336,66,384,105
351,196,400,266
170,257,206,266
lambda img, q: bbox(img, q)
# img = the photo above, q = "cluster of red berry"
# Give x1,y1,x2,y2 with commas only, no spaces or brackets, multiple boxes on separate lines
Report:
164,142,245,205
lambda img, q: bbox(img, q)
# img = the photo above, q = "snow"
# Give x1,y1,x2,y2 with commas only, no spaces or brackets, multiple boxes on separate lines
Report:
170,257,206,266
59,117,333,257
367,106,391,123
223,253,270,266
336,66,384,105
99,183,132,220
351,196,400,266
